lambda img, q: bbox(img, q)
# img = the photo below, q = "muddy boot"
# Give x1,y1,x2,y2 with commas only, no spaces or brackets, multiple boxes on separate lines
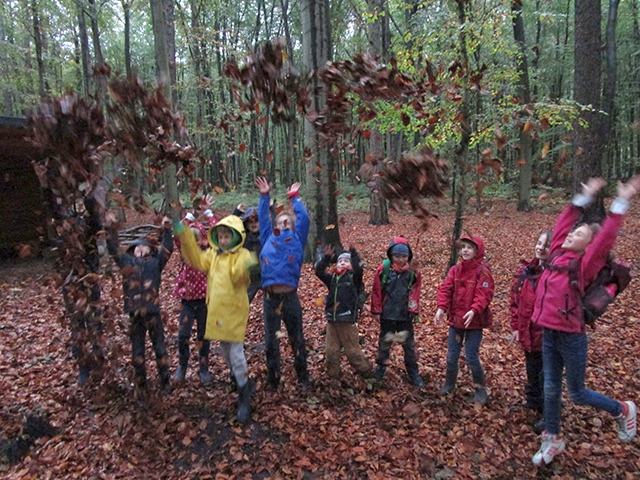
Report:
198,356,212,386
440,366,458,395
533,416,545,435
237,379,255,423
472,371,487,405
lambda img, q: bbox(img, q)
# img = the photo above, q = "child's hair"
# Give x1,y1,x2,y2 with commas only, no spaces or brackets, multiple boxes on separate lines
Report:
573,222,601,238
217,225,233,235
276,212,296,230
541,230,553,248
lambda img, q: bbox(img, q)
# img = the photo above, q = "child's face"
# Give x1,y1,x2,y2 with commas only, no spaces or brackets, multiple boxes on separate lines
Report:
276,214,292,231
392,254,409,267
246,219,259,233
217,228,233,250
535,233,550,259
337,257,352,270
562,225,593,252
459,241,477,261
134,244,151,258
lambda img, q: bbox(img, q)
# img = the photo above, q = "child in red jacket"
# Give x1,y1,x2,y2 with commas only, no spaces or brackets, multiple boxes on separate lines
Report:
530,177,640,466
435,235,494,405
510,230,552,426
371,237,423,387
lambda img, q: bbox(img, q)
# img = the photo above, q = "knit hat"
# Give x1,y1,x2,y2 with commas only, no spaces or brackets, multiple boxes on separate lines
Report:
390,243,410,257
337,252,351,262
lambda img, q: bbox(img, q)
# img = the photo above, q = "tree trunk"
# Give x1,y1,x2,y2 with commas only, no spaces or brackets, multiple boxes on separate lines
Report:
87,0,106,102
31,0,47,99
122,0,132,77
512,0,533,211
447,0,472,271
0,8,14,115
163,0,177,107
573,0,603,193
633,0,640,177
301,0,340,255
602,0,619,174
150,0,179,213
367,0,389,225
75,0,91,96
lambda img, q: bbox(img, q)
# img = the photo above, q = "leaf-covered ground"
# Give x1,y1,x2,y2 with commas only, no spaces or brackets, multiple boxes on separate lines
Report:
1,198,639,479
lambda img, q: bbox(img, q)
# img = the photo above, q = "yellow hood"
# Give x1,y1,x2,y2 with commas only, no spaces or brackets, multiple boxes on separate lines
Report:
208,215,247,252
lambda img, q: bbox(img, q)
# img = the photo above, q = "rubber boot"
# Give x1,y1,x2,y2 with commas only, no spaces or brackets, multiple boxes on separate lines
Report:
198,356,212,386
440,365,458,395
237,379,255,423
408,370,424,388
174,349,189,382
473,371,487,405
159,366,172,395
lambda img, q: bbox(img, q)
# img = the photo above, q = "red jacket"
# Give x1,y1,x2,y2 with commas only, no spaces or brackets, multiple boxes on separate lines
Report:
173,221,210,301
510,259,544,352
532,203,623,334
436,236,494,330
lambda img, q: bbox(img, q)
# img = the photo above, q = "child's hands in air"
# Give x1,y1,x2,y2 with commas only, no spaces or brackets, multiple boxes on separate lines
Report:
463,310,474,328
287,182,301,199
324,244,335,257
256,177,270,195
581,178,606,197
617,175,640,201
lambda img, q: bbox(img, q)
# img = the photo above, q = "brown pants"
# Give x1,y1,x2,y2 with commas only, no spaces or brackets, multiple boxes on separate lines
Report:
326,322,372,378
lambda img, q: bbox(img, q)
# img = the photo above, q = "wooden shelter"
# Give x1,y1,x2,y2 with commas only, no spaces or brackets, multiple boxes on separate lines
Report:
0,117,44,257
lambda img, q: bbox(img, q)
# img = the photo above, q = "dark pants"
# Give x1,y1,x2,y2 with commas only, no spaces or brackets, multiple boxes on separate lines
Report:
525,351,544,412
177,299,210,368
130,312,169,386
248,280,262,304
446,327,485,385
264,290,309,385
543,328,622,435
376,320,419,375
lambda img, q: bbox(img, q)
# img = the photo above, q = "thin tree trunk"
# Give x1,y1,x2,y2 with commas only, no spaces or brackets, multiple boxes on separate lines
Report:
87,0,107,102
602,0,619,175
76,0,91,96
513,0,533,211
31,0,47,99
122,0,132,77
163,0,177,107
0,8,14,114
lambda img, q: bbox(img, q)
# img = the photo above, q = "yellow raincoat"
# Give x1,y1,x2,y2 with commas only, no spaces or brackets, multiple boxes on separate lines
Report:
178,215,257,342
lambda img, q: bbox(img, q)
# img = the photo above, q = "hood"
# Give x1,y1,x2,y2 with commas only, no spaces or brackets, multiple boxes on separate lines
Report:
386,236,413,262
241,206,259,222
208,215,246,252
459,235,485,264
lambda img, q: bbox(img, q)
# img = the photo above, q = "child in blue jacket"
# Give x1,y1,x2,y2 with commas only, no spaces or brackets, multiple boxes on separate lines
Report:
256,177,310,389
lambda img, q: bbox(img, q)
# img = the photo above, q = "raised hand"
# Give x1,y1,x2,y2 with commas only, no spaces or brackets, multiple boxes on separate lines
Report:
287,182,301,198
201,194,214,210
256,177,270,195
324,244,335,257
617,175,640,201
580,178,607,197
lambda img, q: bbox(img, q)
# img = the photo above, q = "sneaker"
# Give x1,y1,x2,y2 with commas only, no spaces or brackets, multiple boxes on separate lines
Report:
532,432,565,466
474,387,488,406
616,401,637,442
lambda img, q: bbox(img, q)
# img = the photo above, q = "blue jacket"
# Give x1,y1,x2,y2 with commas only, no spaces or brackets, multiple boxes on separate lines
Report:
259,193,309,289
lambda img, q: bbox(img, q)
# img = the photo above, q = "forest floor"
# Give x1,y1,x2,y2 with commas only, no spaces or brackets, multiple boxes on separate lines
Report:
1,196,640,479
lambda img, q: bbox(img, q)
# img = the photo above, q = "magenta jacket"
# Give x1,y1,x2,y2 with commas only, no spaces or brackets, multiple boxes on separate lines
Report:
532,203,623,333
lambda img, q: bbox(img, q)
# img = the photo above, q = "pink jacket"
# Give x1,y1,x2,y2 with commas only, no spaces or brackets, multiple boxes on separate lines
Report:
532,203,623,333
436,236,494,330
510,259,544,352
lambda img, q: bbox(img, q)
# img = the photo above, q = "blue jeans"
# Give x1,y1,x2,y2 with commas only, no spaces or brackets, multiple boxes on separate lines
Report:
447,327,485,384
543,328,622,435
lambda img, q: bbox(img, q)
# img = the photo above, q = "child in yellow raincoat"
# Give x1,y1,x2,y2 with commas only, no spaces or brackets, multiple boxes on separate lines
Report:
176,214,258,423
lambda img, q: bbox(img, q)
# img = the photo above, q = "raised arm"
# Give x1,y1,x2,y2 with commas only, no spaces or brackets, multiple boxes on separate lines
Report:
158,219,174,271
288,182,310,246
314,244,334,288
177,223,211,273
257,177,273,243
